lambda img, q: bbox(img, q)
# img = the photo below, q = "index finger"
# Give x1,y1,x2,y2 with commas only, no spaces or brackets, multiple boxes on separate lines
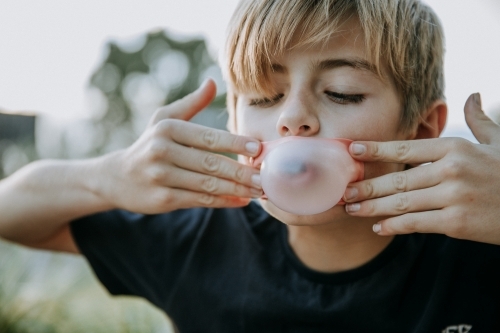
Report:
157,119,261,157
349,138,458,164
150,79,217,124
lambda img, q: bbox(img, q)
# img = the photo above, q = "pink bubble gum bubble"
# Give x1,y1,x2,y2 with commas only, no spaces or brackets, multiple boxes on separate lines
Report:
251,137,364,215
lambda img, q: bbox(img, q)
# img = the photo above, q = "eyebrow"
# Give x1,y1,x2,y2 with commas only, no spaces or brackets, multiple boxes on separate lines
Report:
315,58,378,74
270,58,378,75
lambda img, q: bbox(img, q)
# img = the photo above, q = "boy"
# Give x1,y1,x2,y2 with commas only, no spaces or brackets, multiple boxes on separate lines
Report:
1,0,499,332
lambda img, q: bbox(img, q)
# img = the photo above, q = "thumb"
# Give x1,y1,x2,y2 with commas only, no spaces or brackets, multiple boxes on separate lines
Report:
464,93,500,145
149,78,217,125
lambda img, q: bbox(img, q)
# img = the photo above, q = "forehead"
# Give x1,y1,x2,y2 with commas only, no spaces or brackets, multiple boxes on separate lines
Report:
239,16,389,98
268,17,396,95
268,17,379,77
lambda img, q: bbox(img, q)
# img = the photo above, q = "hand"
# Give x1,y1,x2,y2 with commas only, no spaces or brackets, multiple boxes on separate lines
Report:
97,79,262,214
343,93,500,245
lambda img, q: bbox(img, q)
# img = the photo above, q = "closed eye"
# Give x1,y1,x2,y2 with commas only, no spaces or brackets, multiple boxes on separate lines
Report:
325,91,365,105
249,94,284,107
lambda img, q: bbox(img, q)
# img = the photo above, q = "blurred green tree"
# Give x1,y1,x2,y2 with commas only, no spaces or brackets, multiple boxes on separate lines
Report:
88,30,227,156
0,113,38,179
0,29,228,333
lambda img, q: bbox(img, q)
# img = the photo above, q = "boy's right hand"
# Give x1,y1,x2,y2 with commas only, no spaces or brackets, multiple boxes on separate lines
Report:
97,79,262,214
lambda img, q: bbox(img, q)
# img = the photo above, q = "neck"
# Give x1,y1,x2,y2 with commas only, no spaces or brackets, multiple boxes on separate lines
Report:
286,217,394,273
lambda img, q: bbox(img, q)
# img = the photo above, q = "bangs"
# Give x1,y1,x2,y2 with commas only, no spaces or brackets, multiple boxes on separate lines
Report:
225,0,360,97
224,0,445,133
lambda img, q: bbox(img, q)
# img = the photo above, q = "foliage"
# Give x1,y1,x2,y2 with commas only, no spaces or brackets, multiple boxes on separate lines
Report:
87,29,227,156
0,29,227,332
0,240,174,333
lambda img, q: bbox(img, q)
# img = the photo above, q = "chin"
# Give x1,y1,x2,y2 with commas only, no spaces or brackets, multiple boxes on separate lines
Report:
258,198,349,226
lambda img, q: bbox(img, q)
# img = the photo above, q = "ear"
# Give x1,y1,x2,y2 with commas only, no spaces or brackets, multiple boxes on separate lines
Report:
410,99,448,140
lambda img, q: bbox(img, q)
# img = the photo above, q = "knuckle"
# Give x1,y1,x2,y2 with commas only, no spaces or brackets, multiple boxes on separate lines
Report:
448,137,470,152
441,159,463,179
370,144,383,159
149,168,167,185
392,172,408,192
202,129,220,149
394,193,410,212
232,183,246,196
147,141,168,161
201,176,219,193
395,142,411,162
155,119,175,134
202,154,220,173
447,183,466,201
402,216,417,232
234,166,246,183
158,190,174,206
198,193,215,206
364,201,377,215
363,181,375,198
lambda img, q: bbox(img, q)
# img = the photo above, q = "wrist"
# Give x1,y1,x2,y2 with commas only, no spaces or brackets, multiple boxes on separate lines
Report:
86,150,125,211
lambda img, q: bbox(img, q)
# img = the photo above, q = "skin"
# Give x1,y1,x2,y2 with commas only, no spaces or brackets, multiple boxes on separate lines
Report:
0,18,497,276
345,93,500,246
233,18,447,272
0,79,263,252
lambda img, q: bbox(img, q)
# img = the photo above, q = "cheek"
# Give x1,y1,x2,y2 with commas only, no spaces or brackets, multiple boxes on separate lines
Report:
236,111,278,142
236,109,258,136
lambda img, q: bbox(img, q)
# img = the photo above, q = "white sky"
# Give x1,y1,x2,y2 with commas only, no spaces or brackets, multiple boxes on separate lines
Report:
0,0,499,140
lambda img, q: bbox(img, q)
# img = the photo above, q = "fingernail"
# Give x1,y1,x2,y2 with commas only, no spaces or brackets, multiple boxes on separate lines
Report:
246,141,259,154
250,188,263,197
372,223,381,233
251,174,261,186
343,187,358,201
345,203,360,213
473,93,482,108
351,143,366,155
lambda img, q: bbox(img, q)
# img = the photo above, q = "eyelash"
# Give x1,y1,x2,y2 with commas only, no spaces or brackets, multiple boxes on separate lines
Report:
249,94,284,107
325,91,365,104
248,91,365,107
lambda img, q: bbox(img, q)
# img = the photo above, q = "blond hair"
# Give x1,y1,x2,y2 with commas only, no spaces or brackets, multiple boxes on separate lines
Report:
224,0,445,132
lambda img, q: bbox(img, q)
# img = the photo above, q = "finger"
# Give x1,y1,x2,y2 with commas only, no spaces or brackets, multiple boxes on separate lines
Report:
168,147,261,189
349,137,463,164
156,188,251,210
156,120,261,157
163,168,262,198
149,78,217,125
343,163,439,202
345,186,445,217
372,210,448,236
464,93,500,145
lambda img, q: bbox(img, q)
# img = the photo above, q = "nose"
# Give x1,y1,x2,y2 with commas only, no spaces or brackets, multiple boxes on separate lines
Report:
276,95,320,137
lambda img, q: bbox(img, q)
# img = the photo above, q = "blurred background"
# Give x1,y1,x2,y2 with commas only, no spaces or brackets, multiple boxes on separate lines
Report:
0,0,499,332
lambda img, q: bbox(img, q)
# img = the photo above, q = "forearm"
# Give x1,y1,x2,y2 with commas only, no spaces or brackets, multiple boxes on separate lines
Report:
0,156,114,244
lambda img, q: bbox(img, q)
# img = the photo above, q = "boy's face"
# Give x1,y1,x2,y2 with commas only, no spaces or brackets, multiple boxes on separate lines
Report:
234,18,413,226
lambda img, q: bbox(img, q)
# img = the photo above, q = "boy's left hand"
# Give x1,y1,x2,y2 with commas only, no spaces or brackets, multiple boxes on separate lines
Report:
343,93,500,246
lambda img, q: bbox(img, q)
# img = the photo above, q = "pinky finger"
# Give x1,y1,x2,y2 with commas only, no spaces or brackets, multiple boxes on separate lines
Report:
192,194,251,209
164,188,251,210
373,210,448,236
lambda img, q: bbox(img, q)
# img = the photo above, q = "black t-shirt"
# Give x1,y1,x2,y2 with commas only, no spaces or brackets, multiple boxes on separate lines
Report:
71,202,500,332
